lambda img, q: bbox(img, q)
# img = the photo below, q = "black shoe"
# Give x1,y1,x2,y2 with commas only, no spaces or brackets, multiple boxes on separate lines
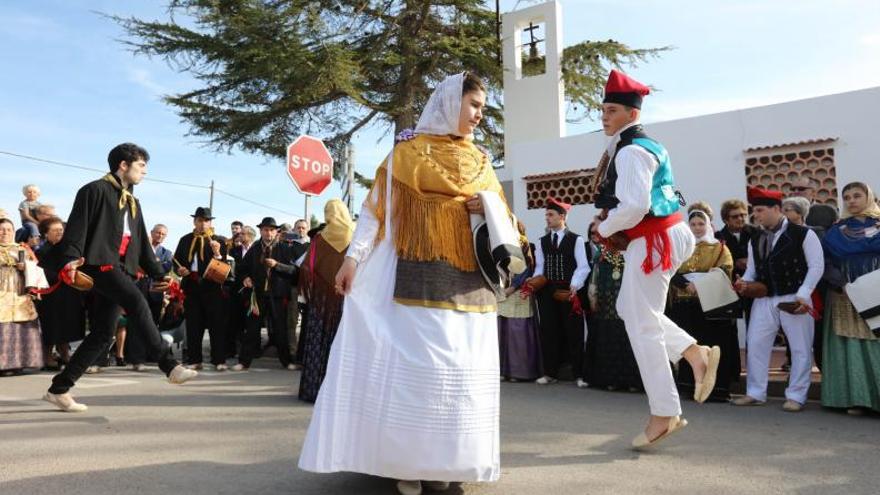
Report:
115,356,126,367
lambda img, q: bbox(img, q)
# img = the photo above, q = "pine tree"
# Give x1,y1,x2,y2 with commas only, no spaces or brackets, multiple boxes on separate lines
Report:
111,1,667,185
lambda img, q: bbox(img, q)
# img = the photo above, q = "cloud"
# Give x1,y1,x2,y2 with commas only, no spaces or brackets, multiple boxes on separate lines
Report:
127,67,172,97
860,33,880,46
0,12,64,41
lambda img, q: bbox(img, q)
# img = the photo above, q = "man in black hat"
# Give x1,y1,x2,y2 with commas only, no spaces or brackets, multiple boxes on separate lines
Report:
173,207,229,371
43,143,197,413
235,216,299,370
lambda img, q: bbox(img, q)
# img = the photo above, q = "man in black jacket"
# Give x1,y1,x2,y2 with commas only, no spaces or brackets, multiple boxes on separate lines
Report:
173,207,229,371
226,225,256,361
43,143,197,412
235,217,298,371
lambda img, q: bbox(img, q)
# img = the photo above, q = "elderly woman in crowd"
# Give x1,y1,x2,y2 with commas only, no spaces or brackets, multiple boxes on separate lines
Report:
35,217,86,369
821,181,880,415
297,200,354,403
783,195,826,238
782,196,810,225
497,222,542,383
784,194,833,369
0,217,44,376
666,202,738,402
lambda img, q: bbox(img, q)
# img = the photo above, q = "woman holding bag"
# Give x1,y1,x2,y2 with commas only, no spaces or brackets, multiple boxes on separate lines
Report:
666,203,738,402
821,181,880,415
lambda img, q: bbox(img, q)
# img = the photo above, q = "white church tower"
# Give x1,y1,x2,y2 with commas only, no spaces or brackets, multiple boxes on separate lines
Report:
501,0,566,161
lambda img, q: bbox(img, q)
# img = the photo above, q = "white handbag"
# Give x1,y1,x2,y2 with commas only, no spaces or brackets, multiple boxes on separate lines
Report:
845,268,880,331
692,267,742,320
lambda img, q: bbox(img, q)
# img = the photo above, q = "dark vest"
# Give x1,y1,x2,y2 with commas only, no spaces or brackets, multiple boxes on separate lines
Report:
595,125,682,216
540,230,579,285
749,223,809,297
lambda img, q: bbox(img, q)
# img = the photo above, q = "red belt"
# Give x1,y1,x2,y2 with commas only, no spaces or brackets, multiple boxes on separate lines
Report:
624,211,683,274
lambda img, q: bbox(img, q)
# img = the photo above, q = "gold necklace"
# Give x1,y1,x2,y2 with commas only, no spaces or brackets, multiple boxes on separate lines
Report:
600,247,624,280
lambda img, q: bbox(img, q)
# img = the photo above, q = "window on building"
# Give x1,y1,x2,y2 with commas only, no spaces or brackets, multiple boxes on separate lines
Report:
744,139,838,207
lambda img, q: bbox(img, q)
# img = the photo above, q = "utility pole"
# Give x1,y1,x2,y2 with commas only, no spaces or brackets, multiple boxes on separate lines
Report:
209,180,215,210
343,143,355,213
496,0,502,65
304,195,311,227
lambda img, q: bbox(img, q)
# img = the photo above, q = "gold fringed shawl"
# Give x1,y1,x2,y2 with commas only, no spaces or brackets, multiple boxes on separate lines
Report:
366,134,504,272
670,242,733,301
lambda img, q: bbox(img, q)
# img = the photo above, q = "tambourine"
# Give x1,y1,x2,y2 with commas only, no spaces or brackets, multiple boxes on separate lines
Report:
203,258,231,284
552,289,571,302
737,281,768,299
61,269,94,291
526,275,548,292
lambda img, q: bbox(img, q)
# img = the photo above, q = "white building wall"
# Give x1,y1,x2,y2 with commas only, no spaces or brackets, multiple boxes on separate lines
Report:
505,87,880,239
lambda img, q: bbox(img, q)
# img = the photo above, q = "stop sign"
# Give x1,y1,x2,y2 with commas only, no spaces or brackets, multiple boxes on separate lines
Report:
286,135,334,196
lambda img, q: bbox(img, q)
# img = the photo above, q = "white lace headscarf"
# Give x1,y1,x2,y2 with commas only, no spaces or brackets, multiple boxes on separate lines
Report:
688,209,719,244
414,73,466,137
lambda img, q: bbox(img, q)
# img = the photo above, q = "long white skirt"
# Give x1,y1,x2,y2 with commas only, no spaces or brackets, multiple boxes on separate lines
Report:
297,234,501,482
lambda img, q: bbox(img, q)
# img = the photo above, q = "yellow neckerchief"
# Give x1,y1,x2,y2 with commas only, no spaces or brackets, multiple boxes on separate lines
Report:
102,173,138,219
187,228,215,262
366,134,504,272
322,199,354,253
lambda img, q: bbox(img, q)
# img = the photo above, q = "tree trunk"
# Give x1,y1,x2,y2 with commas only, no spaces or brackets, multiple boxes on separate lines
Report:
392,0,430,134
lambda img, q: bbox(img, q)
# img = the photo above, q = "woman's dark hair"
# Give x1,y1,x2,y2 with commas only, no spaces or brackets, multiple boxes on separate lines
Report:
462,72,486,95
38,216,63,236
0,217,14,229
108,143,150,173
842,181,870,196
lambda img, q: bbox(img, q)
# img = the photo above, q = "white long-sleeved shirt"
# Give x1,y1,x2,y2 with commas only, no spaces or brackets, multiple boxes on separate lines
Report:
742,218,825,301
532,226,591,291
345,190,381,265
597,122,658,238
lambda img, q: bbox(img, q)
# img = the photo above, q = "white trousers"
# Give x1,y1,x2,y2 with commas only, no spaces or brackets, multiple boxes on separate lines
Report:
746,295,815,404
616,222,697,417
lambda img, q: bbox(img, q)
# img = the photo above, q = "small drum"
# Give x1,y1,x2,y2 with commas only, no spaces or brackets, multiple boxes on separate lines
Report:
203,258,231,284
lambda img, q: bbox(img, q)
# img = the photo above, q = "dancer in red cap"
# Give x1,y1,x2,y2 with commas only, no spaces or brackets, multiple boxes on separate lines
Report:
593,70,721,449
731,187,824,412
527,197,591,386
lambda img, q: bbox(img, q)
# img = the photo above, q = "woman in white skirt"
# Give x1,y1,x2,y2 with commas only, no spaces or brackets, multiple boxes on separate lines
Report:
298,72,503,495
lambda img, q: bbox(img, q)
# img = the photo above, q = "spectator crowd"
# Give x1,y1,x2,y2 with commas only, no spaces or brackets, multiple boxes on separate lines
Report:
2,171,878,416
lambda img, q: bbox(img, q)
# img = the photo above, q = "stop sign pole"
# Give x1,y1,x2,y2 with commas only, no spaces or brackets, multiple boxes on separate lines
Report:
286,135,334,225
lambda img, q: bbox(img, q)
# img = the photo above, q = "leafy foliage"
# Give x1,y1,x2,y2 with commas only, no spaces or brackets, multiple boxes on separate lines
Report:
111,1,668,187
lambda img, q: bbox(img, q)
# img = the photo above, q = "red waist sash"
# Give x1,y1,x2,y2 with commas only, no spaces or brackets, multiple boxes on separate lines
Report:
624,211,684,274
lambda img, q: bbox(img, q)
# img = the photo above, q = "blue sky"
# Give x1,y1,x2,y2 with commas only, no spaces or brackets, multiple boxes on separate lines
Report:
2,0,879,243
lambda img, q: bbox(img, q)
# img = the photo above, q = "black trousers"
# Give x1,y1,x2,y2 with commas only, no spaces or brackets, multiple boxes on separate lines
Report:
240,295,291,367
226,288,247,359
49,266,178,394
183,281,226,365
125,281,165,365
536,288,585,379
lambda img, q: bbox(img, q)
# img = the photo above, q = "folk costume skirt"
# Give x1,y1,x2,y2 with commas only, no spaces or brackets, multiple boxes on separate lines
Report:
298,236,501,482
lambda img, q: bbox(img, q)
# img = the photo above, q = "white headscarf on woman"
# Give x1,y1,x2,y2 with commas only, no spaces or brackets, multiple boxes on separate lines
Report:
689,209,719,244
414,73,466,138
840,183,880,220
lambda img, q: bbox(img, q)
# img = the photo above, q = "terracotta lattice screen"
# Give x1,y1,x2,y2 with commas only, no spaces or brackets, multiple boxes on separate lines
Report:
524,169,597,209
744,138,839,207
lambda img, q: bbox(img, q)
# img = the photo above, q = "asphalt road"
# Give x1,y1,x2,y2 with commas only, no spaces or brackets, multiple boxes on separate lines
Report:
1,360,878,495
